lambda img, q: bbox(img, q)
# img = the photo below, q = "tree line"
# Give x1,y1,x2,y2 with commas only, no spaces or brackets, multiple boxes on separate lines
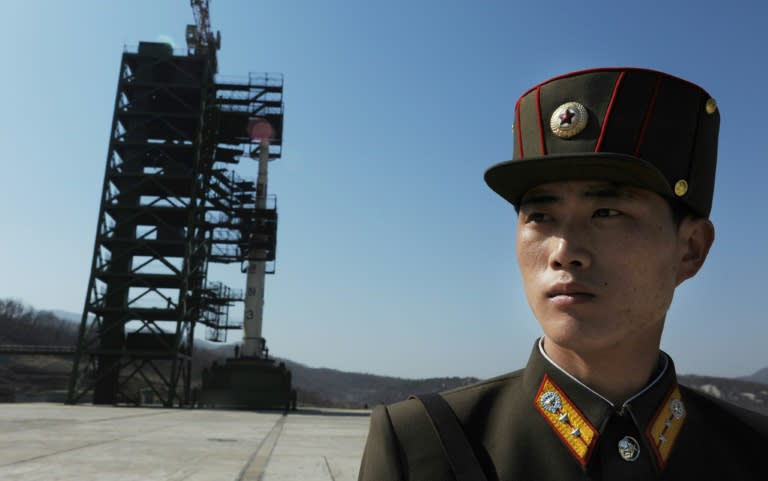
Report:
0,299,78,346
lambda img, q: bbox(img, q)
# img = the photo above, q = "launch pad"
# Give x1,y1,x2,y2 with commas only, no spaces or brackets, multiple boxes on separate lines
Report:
199,356,296,410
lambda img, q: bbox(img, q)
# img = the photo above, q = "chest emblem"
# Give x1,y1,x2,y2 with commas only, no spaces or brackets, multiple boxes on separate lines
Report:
618,435,641,462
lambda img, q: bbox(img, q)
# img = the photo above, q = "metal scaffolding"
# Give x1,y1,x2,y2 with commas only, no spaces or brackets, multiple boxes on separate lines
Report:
67,41,285,407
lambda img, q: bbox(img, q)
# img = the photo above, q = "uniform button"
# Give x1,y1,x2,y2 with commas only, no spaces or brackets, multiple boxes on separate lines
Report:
617,436,640,462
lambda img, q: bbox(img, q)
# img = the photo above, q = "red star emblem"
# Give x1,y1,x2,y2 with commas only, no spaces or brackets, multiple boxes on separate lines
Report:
559,108,575,126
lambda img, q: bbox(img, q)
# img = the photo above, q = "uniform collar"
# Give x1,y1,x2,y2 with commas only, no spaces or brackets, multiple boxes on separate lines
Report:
523,338,686,469
536,337,672,415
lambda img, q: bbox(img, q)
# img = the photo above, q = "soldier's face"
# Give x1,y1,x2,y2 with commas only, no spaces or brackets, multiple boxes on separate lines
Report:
515,180,707,355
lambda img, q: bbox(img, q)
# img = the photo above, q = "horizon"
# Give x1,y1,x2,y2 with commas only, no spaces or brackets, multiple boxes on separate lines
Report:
6,304,768,381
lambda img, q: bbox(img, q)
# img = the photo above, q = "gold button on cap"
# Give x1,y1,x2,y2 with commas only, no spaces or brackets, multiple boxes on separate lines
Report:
674,180,688,197
705,98,717,114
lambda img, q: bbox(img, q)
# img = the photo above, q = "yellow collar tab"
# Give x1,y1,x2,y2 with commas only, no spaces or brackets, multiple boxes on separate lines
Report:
646,384,687,468
535,374,599,466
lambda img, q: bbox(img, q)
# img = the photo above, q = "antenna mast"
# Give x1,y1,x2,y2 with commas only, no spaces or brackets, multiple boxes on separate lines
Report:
186,0,221,73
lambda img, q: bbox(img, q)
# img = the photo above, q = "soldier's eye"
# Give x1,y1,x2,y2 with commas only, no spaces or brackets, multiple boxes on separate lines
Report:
593,208,621,218
526,212,551,223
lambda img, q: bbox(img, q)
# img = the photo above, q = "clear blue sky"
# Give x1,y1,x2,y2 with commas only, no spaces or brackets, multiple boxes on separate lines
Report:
1,0,766,379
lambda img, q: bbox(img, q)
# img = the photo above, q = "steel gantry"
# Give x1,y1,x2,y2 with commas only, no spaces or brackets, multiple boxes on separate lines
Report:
66,40,285,406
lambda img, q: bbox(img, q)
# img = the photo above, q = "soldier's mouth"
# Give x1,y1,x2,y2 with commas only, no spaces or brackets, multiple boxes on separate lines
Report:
546,283,595,304
547,293,595,306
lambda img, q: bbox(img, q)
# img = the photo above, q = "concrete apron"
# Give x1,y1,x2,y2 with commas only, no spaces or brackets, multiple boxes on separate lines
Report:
0,404,371,481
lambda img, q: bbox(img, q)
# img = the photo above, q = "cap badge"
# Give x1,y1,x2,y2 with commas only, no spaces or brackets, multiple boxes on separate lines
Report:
550,101,588,139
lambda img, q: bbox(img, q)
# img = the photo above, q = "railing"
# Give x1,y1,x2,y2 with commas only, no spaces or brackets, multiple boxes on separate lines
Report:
0,345,76,355
214,73,283,88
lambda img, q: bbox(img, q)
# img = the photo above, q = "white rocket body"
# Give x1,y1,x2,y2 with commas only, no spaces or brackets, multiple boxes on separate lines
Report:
241,140,270,358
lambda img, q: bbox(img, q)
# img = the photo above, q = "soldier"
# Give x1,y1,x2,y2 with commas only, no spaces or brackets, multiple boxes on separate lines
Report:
358,68,768,480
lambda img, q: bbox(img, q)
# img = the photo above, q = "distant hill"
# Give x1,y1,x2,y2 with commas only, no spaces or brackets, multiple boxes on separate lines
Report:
49,310,84,324
280,358,478,408
741,367,768,385
1,298,766,414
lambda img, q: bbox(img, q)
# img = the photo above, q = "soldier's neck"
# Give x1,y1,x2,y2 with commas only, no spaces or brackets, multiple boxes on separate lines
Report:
540,335,663,406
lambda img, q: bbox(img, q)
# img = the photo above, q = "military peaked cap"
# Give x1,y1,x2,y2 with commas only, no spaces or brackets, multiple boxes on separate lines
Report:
484,67,720,217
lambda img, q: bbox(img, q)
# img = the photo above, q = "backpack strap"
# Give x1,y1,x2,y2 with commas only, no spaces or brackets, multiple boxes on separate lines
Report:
410,392,489,481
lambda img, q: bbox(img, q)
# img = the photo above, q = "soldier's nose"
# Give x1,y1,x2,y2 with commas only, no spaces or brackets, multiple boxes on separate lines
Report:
549,237,591,269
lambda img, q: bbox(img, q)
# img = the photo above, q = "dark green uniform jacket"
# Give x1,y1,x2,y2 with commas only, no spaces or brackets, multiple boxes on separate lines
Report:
359,340,768,480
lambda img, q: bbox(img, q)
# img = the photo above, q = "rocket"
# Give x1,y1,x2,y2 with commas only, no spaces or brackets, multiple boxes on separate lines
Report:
241,119,274,358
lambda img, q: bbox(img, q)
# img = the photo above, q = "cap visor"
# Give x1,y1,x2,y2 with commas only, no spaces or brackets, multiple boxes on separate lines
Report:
484,153,673,207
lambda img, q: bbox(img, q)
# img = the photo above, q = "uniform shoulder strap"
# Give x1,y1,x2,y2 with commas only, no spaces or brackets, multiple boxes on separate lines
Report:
409,392,489,481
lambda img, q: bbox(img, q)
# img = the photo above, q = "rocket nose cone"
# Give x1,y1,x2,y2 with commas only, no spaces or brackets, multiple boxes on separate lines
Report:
248,119,275,142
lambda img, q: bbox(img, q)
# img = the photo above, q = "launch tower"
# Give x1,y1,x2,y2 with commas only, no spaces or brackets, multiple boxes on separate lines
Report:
67,1,293,409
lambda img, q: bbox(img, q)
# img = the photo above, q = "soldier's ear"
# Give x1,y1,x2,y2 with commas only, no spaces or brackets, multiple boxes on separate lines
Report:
675,218,715,285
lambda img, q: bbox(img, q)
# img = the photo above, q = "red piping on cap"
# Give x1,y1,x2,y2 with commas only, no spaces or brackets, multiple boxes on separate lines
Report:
595,71,625,152
634,76,663,156
515,97,524,158
536,87,547,155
